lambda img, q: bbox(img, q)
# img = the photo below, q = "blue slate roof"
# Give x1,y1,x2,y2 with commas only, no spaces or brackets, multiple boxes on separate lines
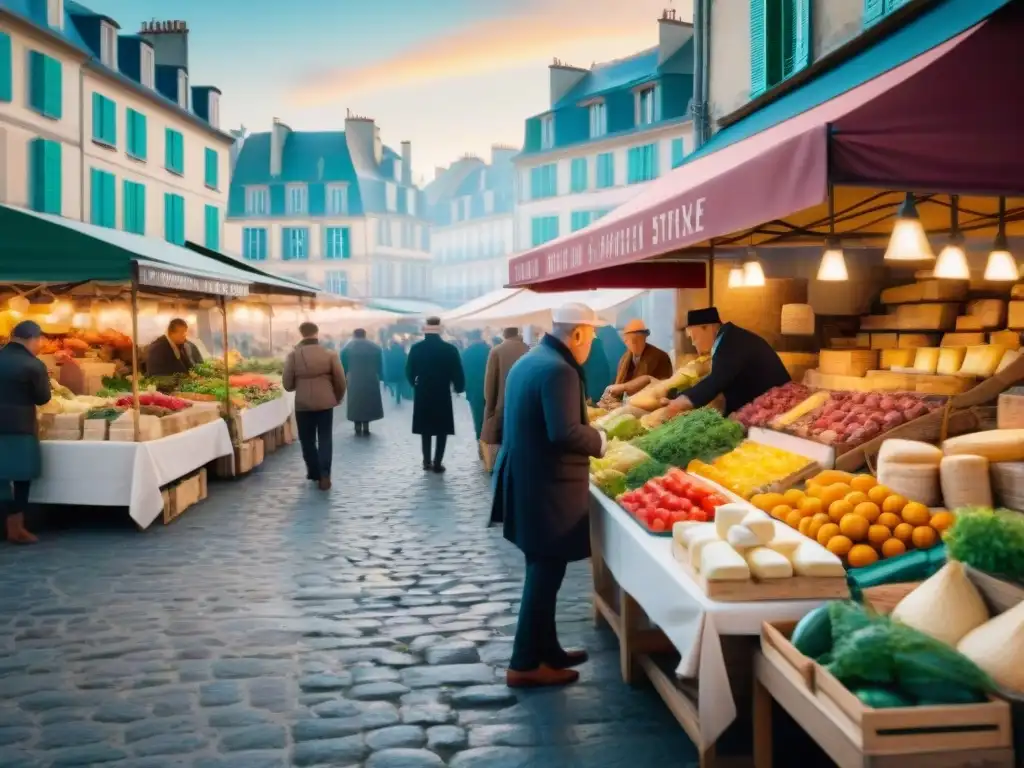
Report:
554,48,660,108
0,0,227,138
427,153,516,227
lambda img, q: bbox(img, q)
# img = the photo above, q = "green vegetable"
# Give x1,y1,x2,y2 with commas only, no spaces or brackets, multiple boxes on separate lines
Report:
630,407,743,469
854,687,912,709
84,407,124,422
944,507,1024,586
100,376,131,392
790,605,832,659
593,469,627,499
826,621,898,685
604,414,646,441
624,458,670,490
828,601,876,647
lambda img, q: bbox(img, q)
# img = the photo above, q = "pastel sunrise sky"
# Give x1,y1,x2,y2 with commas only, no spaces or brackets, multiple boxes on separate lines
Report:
82,0,693,182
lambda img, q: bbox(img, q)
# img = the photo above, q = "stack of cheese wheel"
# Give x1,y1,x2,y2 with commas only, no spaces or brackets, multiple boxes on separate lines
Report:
941,429,1024,509
876,439,943,507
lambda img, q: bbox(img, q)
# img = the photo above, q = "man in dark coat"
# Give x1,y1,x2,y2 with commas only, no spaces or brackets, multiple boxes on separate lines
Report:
406,317,465,473
0,321,52,544
460,330,490,443
490,303,607,689
341,328,384,436
667,307,791,416
384,341,408,405
145,318,203,377
580,326,616,402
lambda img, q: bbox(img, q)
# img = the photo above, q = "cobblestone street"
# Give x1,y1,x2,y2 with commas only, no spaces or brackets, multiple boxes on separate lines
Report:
0,398,698,767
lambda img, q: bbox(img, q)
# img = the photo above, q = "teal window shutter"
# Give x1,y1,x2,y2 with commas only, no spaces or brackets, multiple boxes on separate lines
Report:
570,158,587,193
165,129,184,174
341,227,350,259
29,139,61,214
92,94,116,145
164,193,184,244
597,153,614,188
0,32,12,103
863,0,885,23
204,148,218,189
123,181,145,234
786,0,811,77
204,204,219,250
885,0,912,11
29,51,46,114
90,169,115,228
571,211,593,232
627,147,640,184
127,109,147,159
43,54,61,119
243,228,268,260
671,138,686,168
750,0,768,96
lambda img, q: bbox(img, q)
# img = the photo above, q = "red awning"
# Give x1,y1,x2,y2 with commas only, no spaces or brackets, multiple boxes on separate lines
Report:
508,16,998,290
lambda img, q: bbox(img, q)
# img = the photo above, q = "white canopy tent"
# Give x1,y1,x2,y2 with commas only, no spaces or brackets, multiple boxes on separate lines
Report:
442,288,523,324
458,289,647,331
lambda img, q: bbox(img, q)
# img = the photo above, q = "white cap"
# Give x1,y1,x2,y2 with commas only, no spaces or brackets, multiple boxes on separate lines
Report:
551,302,602,327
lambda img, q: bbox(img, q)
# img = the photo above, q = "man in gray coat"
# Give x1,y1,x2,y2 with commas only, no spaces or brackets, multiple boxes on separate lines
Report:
490,304,607,689
340,328,384,436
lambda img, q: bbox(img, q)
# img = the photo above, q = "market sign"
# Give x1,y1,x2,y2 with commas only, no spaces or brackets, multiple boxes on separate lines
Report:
137,264,249,297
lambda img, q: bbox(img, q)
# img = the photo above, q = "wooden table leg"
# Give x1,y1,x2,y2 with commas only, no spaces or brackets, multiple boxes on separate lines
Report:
698,742,717,768
619,587,640,684
590,519,611,629
753,676,773,768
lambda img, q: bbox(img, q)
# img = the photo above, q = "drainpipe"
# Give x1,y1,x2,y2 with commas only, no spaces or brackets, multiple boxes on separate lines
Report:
692,0,712,148
79,66,86,220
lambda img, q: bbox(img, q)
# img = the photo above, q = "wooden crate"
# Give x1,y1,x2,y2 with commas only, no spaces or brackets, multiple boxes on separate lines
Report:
252,437,265,467
761,620,815,689
198,468,208,501
283,419,296,445
819,349,879,377
162,472,203,525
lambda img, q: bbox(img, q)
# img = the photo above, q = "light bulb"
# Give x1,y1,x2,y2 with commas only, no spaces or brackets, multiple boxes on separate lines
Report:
885,194,934,261
933,241,970,280
7,296,29,314
727,267,744,288
233,306,252,322
817,240,848,281
742,260,765,287
984,247,1018,281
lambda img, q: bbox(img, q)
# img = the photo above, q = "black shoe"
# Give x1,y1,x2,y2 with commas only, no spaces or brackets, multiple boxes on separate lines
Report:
363,426,371,436
432,462,446,474
423,461,432,471
355,424,364,436
548,648,589,669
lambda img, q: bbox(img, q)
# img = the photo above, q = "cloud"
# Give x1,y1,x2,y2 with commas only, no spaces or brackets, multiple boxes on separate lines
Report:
289,0,682,107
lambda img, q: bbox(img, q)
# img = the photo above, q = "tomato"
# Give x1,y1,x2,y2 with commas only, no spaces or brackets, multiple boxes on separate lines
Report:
635,510,649,526
706,493,728,507
677,497,693,513
669,510,688,526
689,509,709,523
650,517,667,532
663,478,684,496
700,496,719,514
661,496,682,512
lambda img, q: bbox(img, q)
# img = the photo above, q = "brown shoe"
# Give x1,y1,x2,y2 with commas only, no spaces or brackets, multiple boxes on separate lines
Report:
506,665,579,689
6,513,38,545
318,476,332,491
549,648,589,669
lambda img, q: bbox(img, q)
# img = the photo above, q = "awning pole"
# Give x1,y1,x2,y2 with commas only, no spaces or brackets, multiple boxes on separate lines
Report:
708,242,716,305
220,297,233,438
267,303,274,356
129,279,142,444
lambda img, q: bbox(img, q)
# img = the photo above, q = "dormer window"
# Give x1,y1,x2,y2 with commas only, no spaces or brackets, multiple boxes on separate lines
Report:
208,91,220,129
177,70,188,110
589,101,607,138
99,22,117,68
540,115,554,150
47,0,63,29
140,44,154,89
637,87,656,126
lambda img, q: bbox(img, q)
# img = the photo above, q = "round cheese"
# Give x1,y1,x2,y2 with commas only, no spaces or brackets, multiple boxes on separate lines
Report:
877,461,942,507
940,454,992,510
878,439,943,466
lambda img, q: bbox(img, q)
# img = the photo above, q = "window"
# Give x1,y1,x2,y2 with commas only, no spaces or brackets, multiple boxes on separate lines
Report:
540,115,554,150
140,44,154,89
245,186,268,216
242,227,267,261
165,129,184,174
529,164,557,199
29,139,61,214
385,182,397,212
91,93,116,146
325,227,351,259
671,137,686,169
99,22,117,68
28,51,62,119
327,184,348,215
177,69,188,109
282,227,308,260
750,0,811,97
126,109,147,160
638,87,656,126
89,168,116,228
627,143,659,184
865,0,913,27
163,193,184,244
588,102,607,138
0,32,10,103
406,188,416,216
449,200,459,222
483,189,494,215
123,180,145,234
531,216,559,247
204,148,218,189
570,158,588,193
325,271,348,296
47,0,63,29
596,152,615,189
208,91,220,129
286,184,307,215
571,211,593,232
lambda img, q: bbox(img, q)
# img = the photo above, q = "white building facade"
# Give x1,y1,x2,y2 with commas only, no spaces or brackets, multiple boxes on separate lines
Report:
0,5,231,247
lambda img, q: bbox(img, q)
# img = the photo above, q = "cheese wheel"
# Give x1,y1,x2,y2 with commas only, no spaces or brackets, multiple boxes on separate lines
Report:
877,461,942,507
959,345,1005,377
937,346,967,375
940,455,992,510
912,347,939,373
877,439,943,466
943,429,1024,463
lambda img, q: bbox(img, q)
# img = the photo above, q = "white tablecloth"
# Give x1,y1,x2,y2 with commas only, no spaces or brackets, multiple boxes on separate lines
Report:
591,487,825,746
31,420,234,530
239,392,294,440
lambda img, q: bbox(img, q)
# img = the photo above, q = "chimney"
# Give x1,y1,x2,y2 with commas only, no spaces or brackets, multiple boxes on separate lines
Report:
229,125,248,174
491,144,517,167
658,8,694,66
549,58,588,107
434,166,447,181
400,141,412,186
139,19,189,71
270,118,290,178
344,112,380,175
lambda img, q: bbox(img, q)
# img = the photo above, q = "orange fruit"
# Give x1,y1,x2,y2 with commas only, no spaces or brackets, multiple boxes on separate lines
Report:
798,517,813,536
816,523,840,546
786,510,805,530
882,494,908,516
850,474,877,493
877,512,901,530
930,511,955,532
827,535,854,557
784,488,805,507
806,484,823,499
821,484,852,507
867,524,891,546
881,538,907,558
750,494,768,510
757,493,786,513
893,522,914,543
839,513,869,542
911,525,938,549
770,504,792,520
798,497,823,516
847,544,879,568
868,485,892,505
901,502,930,527
829,499,854,523
844,491,870,508
854,502,881,523
808,514,830,540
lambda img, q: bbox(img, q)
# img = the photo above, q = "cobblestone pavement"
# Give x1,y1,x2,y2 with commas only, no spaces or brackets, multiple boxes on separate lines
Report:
0,397,698,767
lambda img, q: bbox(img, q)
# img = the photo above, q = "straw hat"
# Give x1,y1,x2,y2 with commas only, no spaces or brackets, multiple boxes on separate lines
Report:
423,316,443,334
622,318,651,337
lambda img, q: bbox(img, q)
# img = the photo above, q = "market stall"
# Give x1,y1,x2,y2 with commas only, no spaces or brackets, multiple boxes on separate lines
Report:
441,288,523,324
456,288,648,330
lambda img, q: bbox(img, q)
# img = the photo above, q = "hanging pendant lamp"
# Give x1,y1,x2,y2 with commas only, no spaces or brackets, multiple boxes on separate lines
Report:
984,197,1018,281
742,248,765,287
934,194,970,280
727,266,745,288
816,188,848,281
885,192,935,261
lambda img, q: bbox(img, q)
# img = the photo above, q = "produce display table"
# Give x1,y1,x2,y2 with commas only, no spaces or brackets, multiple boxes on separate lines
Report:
239,392,295,440
31,420,234,529
589,488,825,767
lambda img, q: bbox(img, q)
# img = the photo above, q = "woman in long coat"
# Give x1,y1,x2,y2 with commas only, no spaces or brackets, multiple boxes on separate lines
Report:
340,328,384,436
406,319,464,473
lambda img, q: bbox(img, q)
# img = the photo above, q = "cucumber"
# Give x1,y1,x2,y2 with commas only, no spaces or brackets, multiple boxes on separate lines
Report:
854,687,913,709
790,604,832,659
901,682,987,705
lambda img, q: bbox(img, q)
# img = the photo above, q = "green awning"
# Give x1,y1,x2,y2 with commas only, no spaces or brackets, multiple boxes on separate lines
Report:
185,242,319,296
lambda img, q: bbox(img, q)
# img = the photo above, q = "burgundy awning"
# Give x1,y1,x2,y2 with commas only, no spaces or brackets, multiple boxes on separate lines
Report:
508,8,1016,290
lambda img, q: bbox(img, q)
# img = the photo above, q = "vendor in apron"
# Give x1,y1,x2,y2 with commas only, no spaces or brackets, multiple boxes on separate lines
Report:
600,319,674,401
665,307,790,416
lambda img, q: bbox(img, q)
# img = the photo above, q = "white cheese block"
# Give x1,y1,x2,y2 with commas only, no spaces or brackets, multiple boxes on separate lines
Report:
939,454,992,510
765,521,803,557
878,461,942,507
877,439,944,466
726,525,761,550
714,503,750,540
740,510,774,544
672,521,705,547
745,547,794,579
701,541,751,581
688,528,722,570
791,541,846,578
